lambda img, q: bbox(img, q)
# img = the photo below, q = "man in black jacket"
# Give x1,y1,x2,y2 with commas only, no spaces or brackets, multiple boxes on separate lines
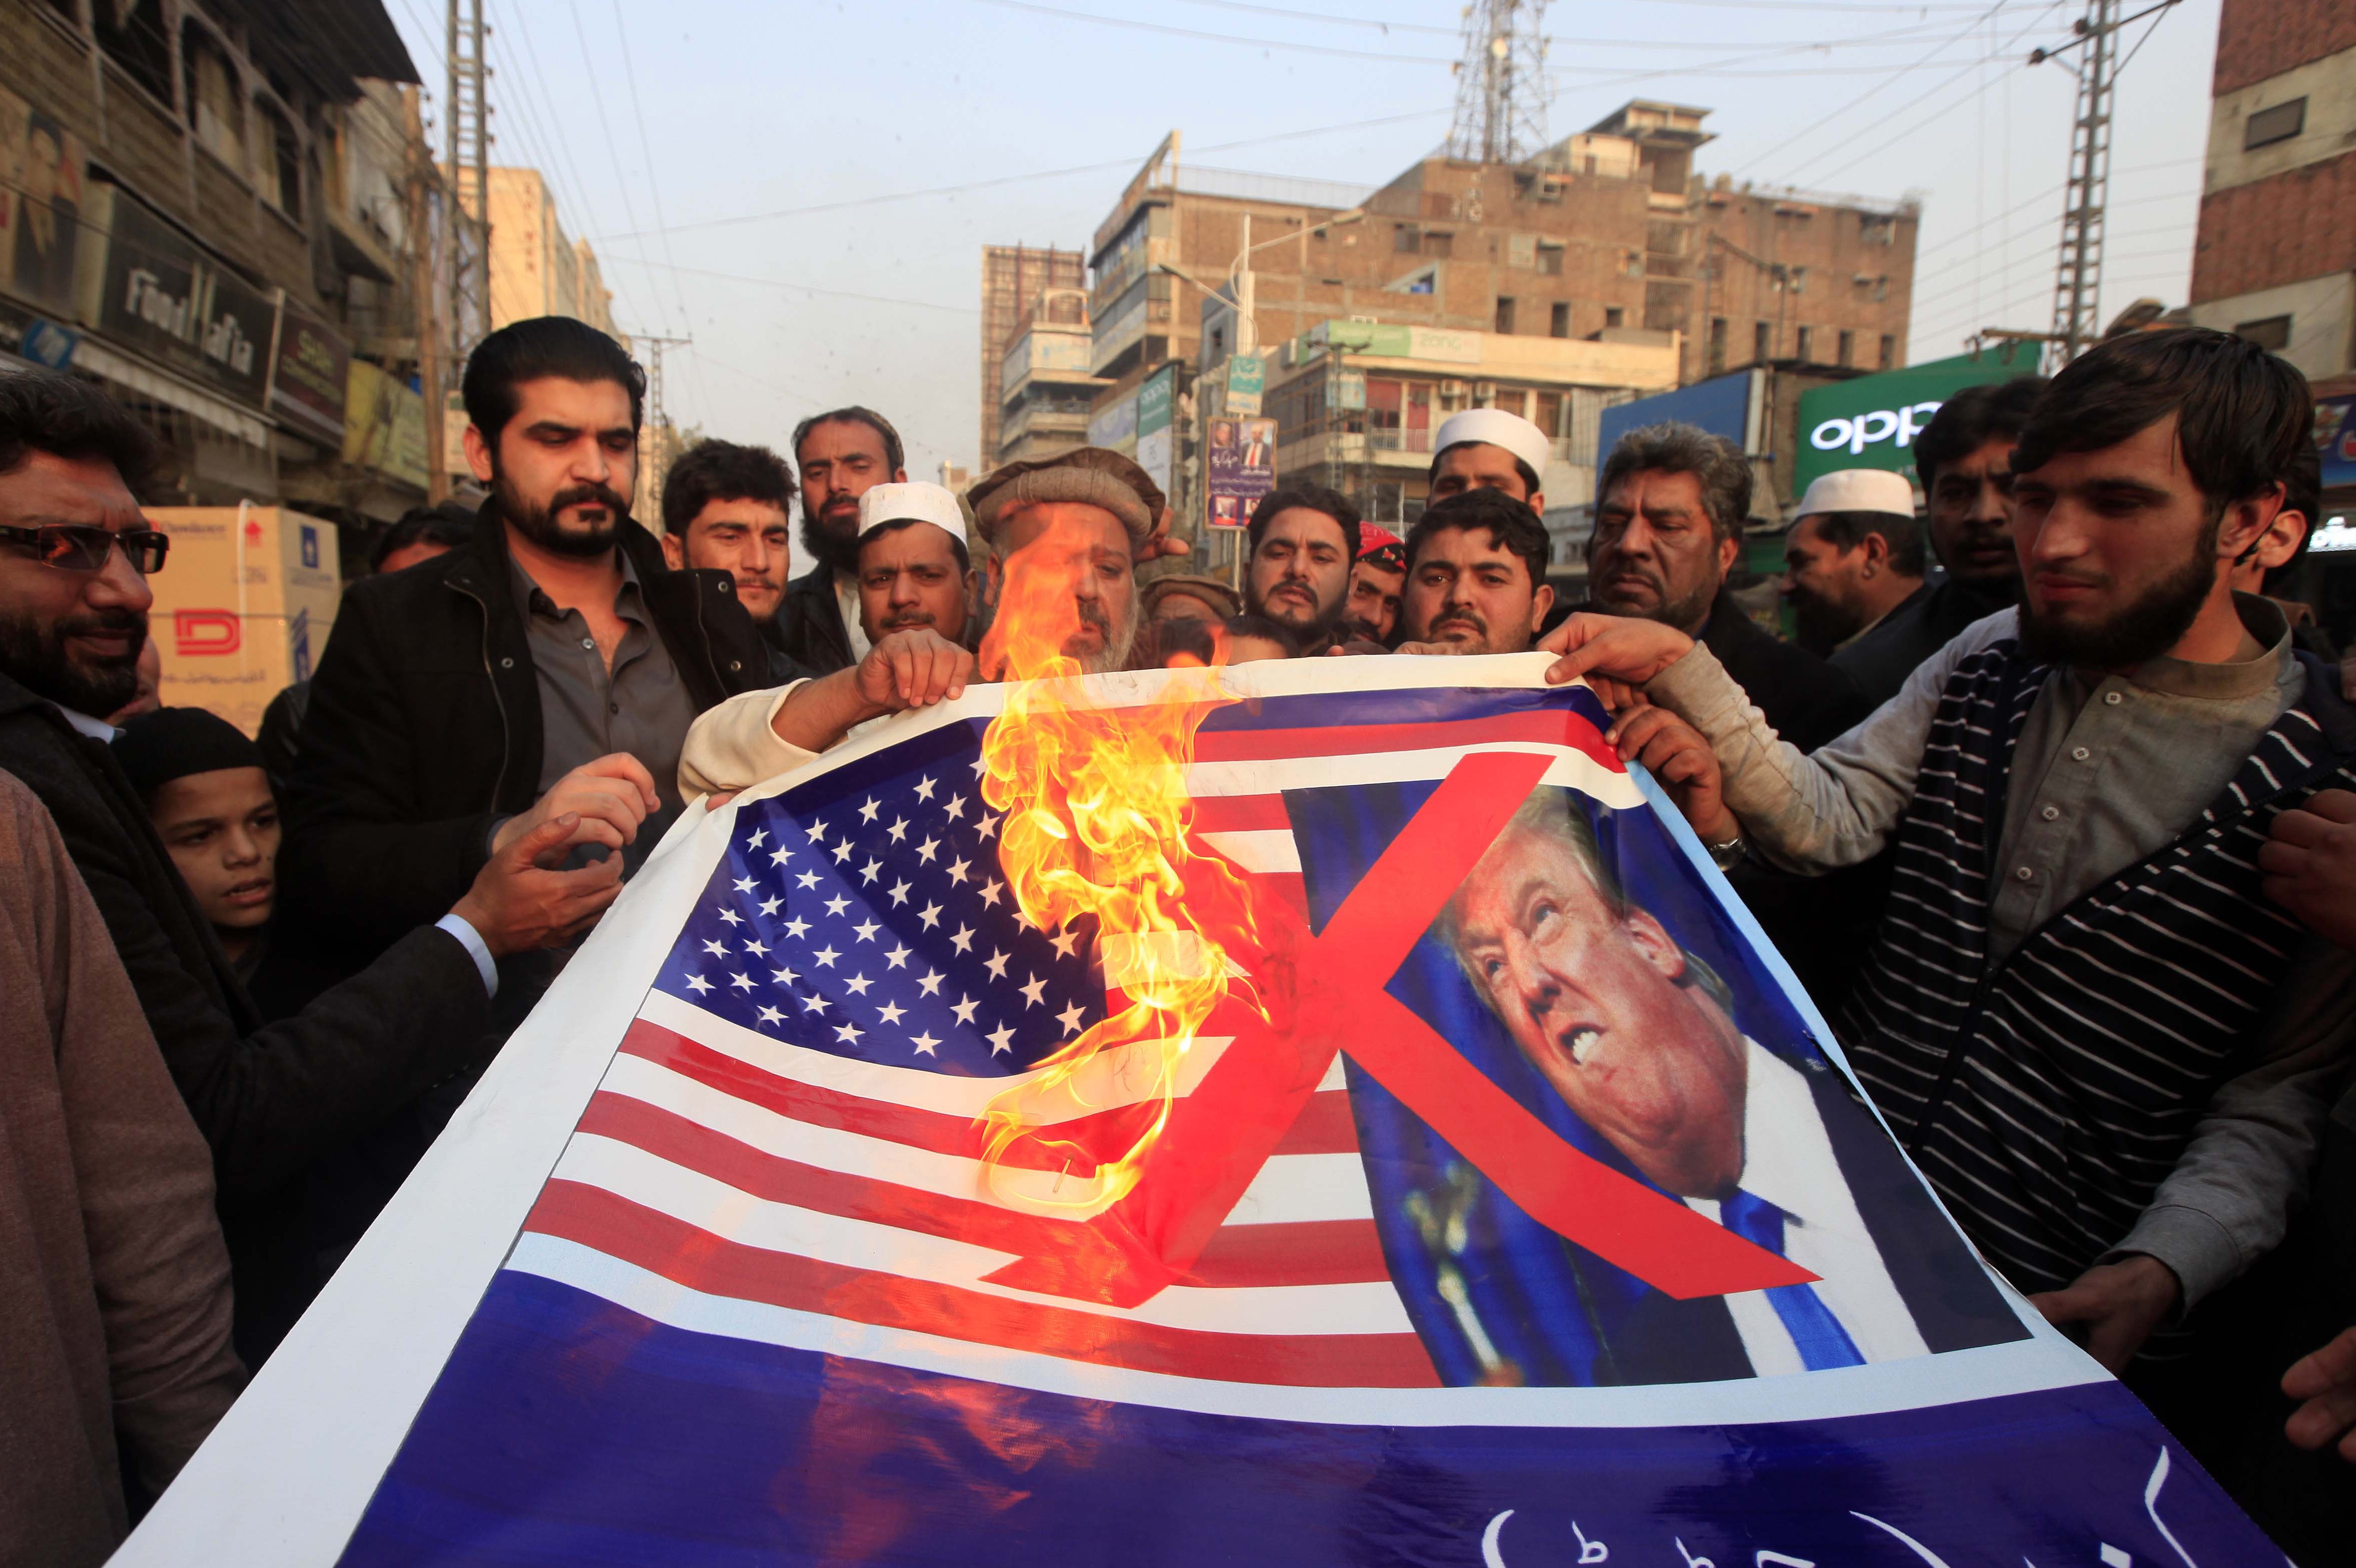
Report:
778,405,909,676
1589,421,1870,753
280,318,772,979
0,368,617,1356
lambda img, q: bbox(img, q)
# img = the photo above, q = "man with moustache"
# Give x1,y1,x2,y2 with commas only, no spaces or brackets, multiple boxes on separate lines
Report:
779,407,908,676
1590,422,1867,753
282,317,772,983
1241,485,1355,655
0,368,613,1362
1777,468,1929,705
660,438,803,680
1344,525,1408,644
677,449,1155,797
1546,329,2356,1376
1394,489,1554,655
1830,378,2045,703
853,481,976,648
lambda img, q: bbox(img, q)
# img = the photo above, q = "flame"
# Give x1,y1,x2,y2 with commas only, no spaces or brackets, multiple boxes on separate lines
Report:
974,512,1265,1219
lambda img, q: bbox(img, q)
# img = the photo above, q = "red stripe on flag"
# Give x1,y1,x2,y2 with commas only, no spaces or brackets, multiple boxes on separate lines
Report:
574,1091,1387,1287
1193,711,1623,773
524,1180,1440,1388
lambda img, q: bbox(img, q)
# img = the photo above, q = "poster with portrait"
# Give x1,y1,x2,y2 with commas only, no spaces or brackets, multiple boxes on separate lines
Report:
0,86,87,317
118,657,2279,1567
1207,413,1276,529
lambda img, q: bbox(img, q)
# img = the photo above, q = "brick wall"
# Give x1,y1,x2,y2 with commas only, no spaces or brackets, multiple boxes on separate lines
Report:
2215,0,2356,97
2190,149,2356,301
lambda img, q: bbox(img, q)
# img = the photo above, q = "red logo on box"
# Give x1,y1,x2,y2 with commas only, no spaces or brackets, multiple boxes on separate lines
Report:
174,609,242,657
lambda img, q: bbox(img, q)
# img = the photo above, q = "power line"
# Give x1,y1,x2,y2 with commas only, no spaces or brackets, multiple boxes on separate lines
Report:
1735,0,2018,175
587,105,1452,244
608,0,705,424
566,0,665,336
604,256,981,313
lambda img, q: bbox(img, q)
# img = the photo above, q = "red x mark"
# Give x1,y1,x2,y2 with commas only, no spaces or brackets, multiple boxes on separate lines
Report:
983,750,1815,1309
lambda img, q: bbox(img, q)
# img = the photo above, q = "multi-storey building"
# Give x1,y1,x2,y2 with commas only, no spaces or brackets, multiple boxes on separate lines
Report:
2187,0,2356,383
993,285,1103,467
977,243,1084,469
1079,106,1920,542
0,0,435,539
481,166,619,336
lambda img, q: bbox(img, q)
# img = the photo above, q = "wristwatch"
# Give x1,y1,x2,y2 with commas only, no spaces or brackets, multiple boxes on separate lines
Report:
1706,833,1748,873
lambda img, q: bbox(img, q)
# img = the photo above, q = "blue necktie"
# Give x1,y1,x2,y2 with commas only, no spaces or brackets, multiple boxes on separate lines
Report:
1718,1189,1865,1371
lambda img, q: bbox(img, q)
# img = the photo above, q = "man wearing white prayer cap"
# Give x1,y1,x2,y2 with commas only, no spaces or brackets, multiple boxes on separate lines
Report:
1779,468,1933,707
676,483,978,797
853,482,978,651
1428,406,1553,514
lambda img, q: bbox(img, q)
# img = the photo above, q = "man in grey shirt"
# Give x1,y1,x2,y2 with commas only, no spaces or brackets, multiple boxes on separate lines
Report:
1540,328,2355,1375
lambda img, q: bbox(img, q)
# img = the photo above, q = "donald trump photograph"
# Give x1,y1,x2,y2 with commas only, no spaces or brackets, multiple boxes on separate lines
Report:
1362,785,2023,1386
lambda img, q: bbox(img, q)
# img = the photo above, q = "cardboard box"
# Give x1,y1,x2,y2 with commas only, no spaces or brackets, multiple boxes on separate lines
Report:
144,505,341,737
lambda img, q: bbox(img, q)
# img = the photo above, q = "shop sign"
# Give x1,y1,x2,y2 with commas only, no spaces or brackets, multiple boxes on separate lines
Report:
82,184,272,408
268,297,352,445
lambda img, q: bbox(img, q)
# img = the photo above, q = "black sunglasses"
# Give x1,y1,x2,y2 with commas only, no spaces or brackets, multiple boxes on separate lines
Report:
0,524,171,575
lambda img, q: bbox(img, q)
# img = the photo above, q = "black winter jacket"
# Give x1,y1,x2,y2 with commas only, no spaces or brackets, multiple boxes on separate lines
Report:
776,561,856,677
279,506,769,969
0,679,492,1198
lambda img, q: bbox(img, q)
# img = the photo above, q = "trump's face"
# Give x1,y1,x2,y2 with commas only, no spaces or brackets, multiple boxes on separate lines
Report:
1448,819,1748,1198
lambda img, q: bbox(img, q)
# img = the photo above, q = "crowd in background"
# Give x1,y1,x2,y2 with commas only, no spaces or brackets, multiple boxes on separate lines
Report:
5,317,2355,1565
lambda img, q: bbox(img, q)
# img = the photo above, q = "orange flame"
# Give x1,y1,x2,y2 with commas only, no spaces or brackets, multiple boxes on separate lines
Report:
974,512,1265,1218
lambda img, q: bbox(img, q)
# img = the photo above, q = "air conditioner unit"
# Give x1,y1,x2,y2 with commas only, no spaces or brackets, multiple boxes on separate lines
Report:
1440,379,1467,397
1474,381,1497,401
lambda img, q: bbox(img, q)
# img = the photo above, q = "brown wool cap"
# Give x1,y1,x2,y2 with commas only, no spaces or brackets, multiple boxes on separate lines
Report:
967,447,1165,547
1139,574,1242,620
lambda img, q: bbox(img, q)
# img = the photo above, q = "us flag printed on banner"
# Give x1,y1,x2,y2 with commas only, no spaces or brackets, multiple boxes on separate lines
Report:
118,660,2284,1568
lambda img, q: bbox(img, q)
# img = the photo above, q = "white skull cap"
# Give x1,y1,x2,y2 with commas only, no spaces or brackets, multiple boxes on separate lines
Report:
1795,467,1917,521
1432,407,1553,480
858,481,965,539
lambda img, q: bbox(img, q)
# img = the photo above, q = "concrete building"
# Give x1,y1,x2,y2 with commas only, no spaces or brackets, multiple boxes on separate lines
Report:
2188,0,2356,382
994,285,1104,466
0,0,437,549
482,166,620,336
1081,108,1919,542
978,243,1084,468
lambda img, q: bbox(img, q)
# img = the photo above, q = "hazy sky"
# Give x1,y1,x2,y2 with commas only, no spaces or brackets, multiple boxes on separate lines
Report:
382,0,2219,480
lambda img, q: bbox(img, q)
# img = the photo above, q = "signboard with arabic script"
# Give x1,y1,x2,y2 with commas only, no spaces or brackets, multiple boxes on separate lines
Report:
117,659,2279,1567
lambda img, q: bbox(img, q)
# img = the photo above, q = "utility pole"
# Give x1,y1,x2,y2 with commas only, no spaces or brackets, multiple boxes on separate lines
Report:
402,85,448,503
2032,0,2176,366
446,0,492,354
633,332,693,522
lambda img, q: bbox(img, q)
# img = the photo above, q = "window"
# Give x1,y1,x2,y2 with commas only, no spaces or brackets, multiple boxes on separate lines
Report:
1754,320,1773,361
2245,98,2306,151
1836,329,1854,368
2235,315,2292,351
95,0,173,104
1423,230,1453,258
1394,224,1419,254
1494,297,1516,335
1604,305,1624,329
1795,325,1814,362
1550,301,1570,339
1878,334,1895,370
1534,391,1562,437
1538,242,1563,277
184,25,246,169
1493,389,1527,419
256,100,301,217
1708,317,1727,375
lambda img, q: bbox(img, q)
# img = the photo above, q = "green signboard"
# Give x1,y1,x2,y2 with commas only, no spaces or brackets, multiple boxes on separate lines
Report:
1226,353,1266,416
1792,349,2035,493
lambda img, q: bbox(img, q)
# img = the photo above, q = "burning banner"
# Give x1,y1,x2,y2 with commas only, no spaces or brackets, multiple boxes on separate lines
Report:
119,653,2277,1566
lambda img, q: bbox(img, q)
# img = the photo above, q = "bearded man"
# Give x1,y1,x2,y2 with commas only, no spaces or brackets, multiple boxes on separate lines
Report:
1545,328,2356,1381
281,316,773,983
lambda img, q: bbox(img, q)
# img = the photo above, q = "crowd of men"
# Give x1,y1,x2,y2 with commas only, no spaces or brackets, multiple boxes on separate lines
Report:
4,315,2355,1564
